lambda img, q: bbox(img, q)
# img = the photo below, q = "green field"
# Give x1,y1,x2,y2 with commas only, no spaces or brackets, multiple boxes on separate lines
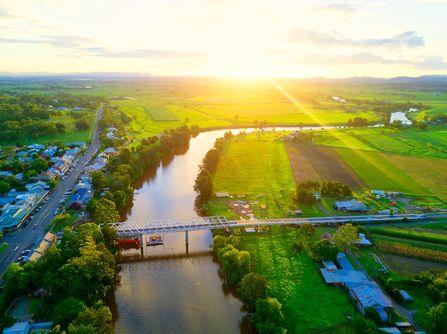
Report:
239,227,355,334
13,112,97,145
210,132,299,217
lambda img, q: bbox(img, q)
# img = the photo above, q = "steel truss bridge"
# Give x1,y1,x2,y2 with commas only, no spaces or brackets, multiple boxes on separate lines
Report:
110,213,445,239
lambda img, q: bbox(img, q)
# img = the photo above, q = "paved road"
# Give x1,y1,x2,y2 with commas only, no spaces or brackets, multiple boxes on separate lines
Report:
0,107,103,278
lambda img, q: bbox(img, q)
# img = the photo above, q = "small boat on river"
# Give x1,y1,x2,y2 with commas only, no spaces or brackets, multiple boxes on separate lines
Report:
146,234,164,246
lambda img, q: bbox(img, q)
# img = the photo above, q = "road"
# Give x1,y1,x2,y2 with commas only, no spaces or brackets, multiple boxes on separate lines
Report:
0,107,103,278
114,212,447,237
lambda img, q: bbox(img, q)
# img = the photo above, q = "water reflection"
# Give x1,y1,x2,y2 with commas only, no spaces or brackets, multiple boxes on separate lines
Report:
114,127,329,333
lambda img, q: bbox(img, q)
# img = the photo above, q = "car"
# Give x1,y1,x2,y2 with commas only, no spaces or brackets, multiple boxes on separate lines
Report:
53,210,59,215
33,223,38,229
17,255,27,262
21,249,31,256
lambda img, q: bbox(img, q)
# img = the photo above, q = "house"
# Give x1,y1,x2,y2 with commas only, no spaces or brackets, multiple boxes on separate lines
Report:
215,192,230,198
378,328,401,334
27,143,45,151
399,290,413,302
29,232,57,262
0,203,30,231
67,187,92,209
2,321,29,334
42,146,58,158
3,321,52,334
346,281,393,321
56,106,68,111
356,233,372,247
334,199,368,213
320,253,369,286
371,190,386,197
104,147,117,156
25,181,49,194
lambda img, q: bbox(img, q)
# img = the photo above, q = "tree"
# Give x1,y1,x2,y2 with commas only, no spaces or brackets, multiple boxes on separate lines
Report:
59,237,115,304
101,225,118,255
333,224,359,250
0,181,11,195
55,122,66,134
194,169,213,202
428,302,447,334
51,297,87,328
92,198,120,224
253,297,286,334
31,157,49,173
312,239,339,261
212,235,239,254
91,171,106,190
2,263,31,297
75,118,89,131
68,305,113,334
239,273,267,311
217,245,251,286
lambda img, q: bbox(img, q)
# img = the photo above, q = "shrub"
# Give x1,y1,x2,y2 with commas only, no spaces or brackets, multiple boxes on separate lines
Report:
364,307,382,323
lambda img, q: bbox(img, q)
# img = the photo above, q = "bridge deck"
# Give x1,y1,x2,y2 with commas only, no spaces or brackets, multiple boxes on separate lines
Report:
109,213,443,238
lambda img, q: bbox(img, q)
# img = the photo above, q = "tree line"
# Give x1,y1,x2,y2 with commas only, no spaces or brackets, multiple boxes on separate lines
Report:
294,180,352,205
0,93,101,142
0,223,119,333
194,131,232,206
212,234,287,333
89,126,194,220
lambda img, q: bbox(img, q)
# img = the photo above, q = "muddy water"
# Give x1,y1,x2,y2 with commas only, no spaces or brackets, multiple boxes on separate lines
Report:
113,127,327,334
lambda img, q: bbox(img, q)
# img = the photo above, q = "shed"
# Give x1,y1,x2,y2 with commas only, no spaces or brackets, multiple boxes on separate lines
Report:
334,199,368,213
399,290,413,302
3,321,30,334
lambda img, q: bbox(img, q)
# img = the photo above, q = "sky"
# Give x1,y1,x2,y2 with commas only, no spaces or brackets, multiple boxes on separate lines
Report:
0,0,446,78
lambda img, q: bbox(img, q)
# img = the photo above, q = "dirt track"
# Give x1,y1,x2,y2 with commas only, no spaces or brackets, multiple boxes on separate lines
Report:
285,142,365,189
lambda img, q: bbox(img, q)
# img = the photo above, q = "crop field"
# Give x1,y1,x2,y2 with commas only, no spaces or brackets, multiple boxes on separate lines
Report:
334,148,429,194
312,127,447,159
239,228,355,334
285,142,364,189
144,104,179,121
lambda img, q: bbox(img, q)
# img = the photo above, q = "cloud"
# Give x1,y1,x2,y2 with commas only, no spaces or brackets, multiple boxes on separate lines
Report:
296,53,447,70
82,47,208,61
0,34,95,48
312,3,363,13
288,28,425,49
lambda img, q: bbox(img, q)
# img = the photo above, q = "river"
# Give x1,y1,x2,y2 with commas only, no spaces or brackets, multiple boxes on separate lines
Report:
112,126,335,333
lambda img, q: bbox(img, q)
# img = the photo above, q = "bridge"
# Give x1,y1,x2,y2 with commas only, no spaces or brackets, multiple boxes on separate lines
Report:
110,213,446,240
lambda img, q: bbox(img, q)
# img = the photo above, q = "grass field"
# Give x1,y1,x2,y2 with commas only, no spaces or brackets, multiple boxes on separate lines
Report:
239,227,355,334
335,148,430,195
212,132,297,217
15,112,96,145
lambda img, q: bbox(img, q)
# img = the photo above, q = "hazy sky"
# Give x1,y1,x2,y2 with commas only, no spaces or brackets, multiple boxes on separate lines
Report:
0,0,446,77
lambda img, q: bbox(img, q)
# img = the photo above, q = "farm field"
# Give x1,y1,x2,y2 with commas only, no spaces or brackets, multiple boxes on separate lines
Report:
312,127,447,159
239,227,356,334
285,142,364,189
211,132,298,217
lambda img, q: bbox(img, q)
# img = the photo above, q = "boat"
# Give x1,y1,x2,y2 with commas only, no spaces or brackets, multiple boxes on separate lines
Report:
146,234,164,246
